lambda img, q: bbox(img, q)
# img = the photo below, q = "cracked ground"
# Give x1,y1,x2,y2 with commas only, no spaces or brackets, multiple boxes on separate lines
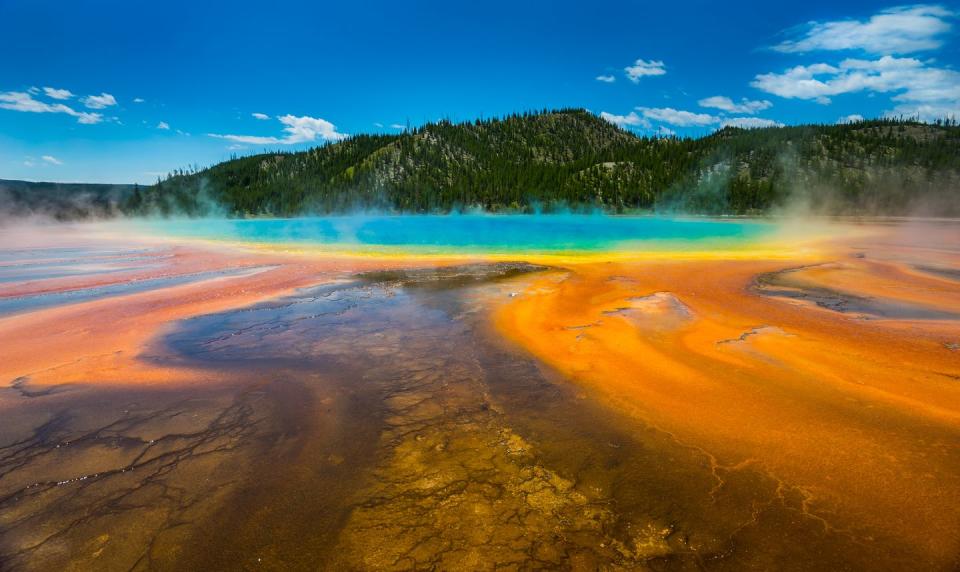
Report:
1,253,958,571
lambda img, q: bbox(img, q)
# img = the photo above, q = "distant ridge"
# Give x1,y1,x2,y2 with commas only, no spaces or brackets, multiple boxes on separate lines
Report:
4,109,960,218
0,179,137,220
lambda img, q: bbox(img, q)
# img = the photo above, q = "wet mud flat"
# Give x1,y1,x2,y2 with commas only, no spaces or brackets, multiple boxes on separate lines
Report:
754,262,960,320
0,378,312,570
3,253,950,572
1,261,600,571
0,265,275,317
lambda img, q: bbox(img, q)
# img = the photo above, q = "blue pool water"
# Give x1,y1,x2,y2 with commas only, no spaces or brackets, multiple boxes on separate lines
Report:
132,215,775,253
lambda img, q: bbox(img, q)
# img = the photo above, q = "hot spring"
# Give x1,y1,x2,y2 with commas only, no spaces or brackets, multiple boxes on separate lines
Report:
0,216,958,571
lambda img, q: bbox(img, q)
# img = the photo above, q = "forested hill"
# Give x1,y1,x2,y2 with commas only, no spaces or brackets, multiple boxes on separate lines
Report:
7,109,960,218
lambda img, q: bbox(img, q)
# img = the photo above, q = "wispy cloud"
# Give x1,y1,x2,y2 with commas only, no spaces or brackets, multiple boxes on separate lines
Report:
157,121,170,130
624,59,666,83
603,107,784,130
133,97,145,103
774,5,955,55
41,155,63,165
595,74,616,83
887,102,960,121
752,55,960,114
81,92,117,109
0,91,103,124
599,111,650,129
720,117,783,129
209,114,347,145
42,87,73,100
637,107,717,127
698,95,772,114
837,114,865,124
756,6,959,121
390,123,406,130
252,112,270,120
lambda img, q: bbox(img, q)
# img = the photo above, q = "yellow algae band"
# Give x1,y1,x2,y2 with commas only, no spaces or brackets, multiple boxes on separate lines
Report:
78,214,857,263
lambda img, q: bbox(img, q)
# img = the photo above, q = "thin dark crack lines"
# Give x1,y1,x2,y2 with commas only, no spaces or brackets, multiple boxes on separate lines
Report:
0,391,264,568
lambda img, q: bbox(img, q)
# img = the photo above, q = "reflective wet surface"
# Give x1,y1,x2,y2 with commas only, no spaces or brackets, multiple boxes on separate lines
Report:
1,221,959,571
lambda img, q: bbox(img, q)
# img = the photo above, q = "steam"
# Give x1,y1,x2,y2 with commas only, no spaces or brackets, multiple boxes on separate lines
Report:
651,143,960,218
126,176,227,219
769,154,960,219
0,181,129,225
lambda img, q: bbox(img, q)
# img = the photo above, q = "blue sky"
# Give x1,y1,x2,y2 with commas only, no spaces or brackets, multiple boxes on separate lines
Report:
1,0,958,184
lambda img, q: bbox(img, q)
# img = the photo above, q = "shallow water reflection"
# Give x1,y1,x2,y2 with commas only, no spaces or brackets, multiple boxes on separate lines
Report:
2,253,942,571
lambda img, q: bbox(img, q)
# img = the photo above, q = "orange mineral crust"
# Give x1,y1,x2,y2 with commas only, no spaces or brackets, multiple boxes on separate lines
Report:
0,242,444,396
2,220,959,570
495,241,960,563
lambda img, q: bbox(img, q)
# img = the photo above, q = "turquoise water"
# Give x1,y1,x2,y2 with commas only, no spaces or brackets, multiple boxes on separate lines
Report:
131,215,775,253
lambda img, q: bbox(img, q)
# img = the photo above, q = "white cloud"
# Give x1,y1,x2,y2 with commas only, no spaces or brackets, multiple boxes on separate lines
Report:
752,55,960,112
596,74,616,83
774,5,955,55
0,91,60,113
624,59,666,83
209,114,346,145
133,97,145,103
698,95,773,114
23,159,35,167
157,121,170,130
252,112,270,120
0,91,103,124
81,92,117,109
599,111,650,128
603,108,785,130
74,113,102,124
373,122,384,128
390,123,406,130
753,63,842,101
43,87,73,100
837,114,865,123
41,155,62,165
720,117,784,129
277,115,346,142
637,107,717,127
210,134,282,145
888,102,959,121
656,126,677,137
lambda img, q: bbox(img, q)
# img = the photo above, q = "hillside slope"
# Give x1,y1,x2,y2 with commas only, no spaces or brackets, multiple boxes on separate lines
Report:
6,109,959,218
